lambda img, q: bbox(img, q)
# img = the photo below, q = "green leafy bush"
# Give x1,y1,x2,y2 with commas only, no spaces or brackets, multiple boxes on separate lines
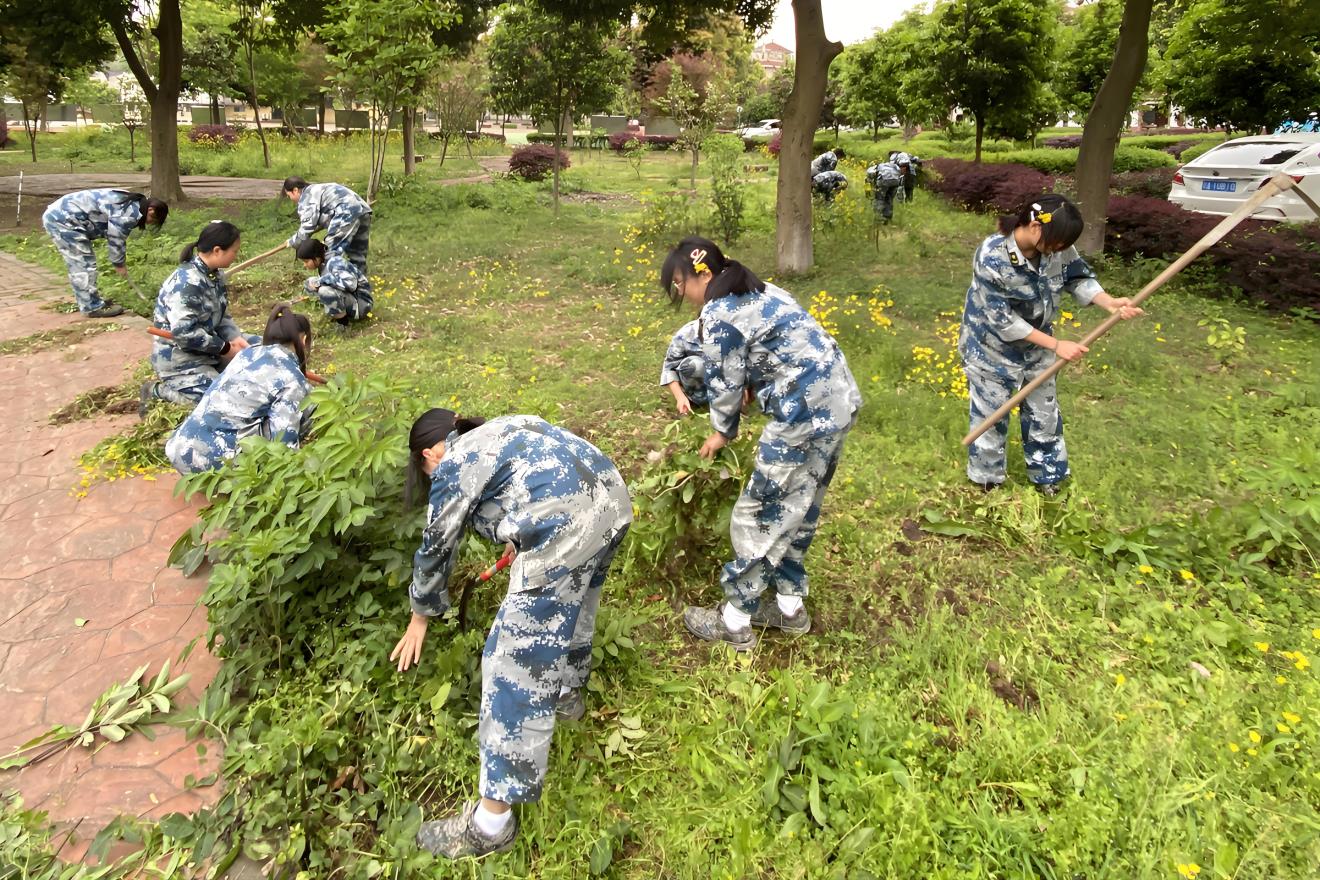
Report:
705,133,747,243
990,145,1177,174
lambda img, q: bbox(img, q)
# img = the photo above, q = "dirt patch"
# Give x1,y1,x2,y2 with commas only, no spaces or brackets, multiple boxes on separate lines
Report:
0,173,283,202
49,382,141,425
984,660,1039,712
0,321,124,356
561,191,637,205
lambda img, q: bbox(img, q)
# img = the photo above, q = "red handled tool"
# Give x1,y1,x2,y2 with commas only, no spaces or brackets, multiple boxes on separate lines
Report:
459,552,513,630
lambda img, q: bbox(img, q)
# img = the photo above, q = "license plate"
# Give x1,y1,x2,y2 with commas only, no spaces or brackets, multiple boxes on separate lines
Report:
1202,180,1236,192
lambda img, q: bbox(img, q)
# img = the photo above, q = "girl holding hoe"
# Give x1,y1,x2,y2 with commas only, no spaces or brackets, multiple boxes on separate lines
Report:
391,409,632,859
959,194,1144,494
660,236,861,652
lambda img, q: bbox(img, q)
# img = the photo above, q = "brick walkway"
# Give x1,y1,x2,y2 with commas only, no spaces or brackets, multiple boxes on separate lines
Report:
0,252,219,861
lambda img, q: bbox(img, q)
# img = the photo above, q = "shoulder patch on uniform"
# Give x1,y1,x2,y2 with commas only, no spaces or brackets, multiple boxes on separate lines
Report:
1009,251,1019,266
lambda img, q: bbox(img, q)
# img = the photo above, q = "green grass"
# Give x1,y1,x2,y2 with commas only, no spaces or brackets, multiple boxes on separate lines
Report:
2,143,1318,879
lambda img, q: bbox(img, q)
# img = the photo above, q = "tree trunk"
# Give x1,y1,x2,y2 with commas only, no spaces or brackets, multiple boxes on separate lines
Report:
563,107,574,150
974,115,984,163
403,106,416,175
22,105,37,162
245,45,271,169
211,94,220,120
317,98,325,135
690,147,698,191
1075,0,1155,256
552,113,563,216
113,0,184,202
775,0,843,273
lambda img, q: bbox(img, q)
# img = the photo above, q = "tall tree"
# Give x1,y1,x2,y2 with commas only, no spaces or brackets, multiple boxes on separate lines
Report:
836,36,898,137
925,0,1055,162
487,2,631,213
1075,0,1156,255
430,52,487,165
233,0,276,167
99,0,187,201
656,63,734,189
776,0,842,273
182,29,241,122
1163,0,1320,136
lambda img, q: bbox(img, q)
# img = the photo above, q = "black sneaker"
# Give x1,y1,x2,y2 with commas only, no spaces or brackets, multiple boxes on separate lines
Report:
749,602,811,635
682,604,757,652
85,302,126,318
974,481,1001,493
555,688,585,721
417,801,517,859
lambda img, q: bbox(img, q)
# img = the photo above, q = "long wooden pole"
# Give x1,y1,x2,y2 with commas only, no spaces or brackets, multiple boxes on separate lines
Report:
962,172,1301,448
226,241,288,276
146,327,326,384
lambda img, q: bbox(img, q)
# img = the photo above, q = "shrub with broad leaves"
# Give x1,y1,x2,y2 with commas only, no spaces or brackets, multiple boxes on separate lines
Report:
508,143,570,181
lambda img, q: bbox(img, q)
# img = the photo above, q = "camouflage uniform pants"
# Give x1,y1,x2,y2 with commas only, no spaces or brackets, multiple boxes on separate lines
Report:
872,182,901,223
42,219,105,313
964,358,1069,486
325,211,371,274
479,519,629,804
312,283,372,321
148,333,262,405
721,420,853,614
672,354,710,408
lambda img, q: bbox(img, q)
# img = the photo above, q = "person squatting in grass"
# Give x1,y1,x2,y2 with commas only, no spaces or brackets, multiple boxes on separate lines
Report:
143,221,260,411
960,194,1144,495
661,236,862,651
391,409,632,859
164,302,315,474
866,154,908,223
295,239,373,327
661,318,709,415
282,176,372,276
810,145,848,202
41,189,168,318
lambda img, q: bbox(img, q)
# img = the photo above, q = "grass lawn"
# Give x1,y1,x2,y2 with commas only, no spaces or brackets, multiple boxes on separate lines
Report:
2,142,1317,879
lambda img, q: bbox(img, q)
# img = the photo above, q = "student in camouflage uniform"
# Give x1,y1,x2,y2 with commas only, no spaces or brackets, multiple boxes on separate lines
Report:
809,147,844,176
143,221,259,409
391,410,632,859
960,195,1144,494
282,176,372,274
41,189,168,318
866,156,906,222
660,318,709,415
811,169,849,202
295,239,373,325
165,303,313,474
660,236,861,651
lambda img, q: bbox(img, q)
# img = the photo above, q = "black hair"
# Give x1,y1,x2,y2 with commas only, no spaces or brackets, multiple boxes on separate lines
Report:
114,192,169,229
295,239,326,261
404,409,488,507
659,236,763,306
179,220,241,263
262,301,312,371
282,176,309,194
832,146,845,159
997,194,1084,250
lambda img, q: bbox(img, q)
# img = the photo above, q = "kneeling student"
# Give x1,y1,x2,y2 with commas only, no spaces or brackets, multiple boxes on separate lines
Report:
165,303,314,474
296,238,373,324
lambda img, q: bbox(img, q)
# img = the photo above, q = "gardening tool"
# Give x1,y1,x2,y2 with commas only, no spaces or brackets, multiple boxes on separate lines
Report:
962,172,1305,448
227,242,289,276
145,327,327,384
457,552,513,631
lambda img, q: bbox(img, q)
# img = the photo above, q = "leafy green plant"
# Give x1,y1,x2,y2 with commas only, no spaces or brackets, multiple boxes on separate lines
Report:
705,133,747,243
1198,315,1247,359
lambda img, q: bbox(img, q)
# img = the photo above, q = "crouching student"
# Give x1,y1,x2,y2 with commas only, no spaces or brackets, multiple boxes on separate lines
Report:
391,410,632,859
865,157,905,223
661,318,708,415
811,169,849,202
165,303,314,474
660,236,861,651
42,189,168,318
144,221,259,409
960,194,1144,495
296,239,373,325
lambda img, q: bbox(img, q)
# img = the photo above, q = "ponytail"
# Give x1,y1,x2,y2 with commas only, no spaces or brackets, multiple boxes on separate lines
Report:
180,220,241,263
262,301,312,370
997,194,1084,249
405,409,488,508
659,235,763,305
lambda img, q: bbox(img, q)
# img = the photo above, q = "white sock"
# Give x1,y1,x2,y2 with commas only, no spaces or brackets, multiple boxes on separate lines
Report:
722,603,751,631
473,803,512,837
777,594,804,616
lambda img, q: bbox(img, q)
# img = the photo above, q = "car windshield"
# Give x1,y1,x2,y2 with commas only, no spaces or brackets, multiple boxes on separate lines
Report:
1198,141,1305,167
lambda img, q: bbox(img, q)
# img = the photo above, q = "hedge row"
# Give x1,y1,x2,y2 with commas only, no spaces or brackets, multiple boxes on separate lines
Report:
988,145,1177,174
606,131,678,150
926,158,1320,315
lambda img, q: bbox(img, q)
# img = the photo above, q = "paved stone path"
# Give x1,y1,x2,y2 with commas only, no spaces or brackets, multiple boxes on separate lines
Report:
0,252,219,862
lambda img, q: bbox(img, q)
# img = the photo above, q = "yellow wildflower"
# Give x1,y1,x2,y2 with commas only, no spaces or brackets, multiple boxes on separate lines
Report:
1178,569,1195,581
1254,642,1270,653
1248,730,1261,743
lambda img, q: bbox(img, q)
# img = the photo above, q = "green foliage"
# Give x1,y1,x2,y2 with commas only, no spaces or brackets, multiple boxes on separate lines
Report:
704,133,746,243
985,144,1178,174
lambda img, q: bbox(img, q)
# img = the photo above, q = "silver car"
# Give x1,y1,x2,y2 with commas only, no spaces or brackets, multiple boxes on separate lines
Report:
1168,133,1320,222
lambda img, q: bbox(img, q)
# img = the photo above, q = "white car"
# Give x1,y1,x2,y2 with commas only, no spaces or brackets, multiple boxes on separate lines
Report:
738,119,781,138
1168,133,1320,222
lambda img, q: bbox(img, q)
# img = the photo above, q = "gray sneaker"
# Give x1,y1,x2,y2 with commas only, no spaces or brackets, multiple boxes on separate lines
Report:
417,801,517,859
749,602,811,635
682,604,757,652
86,302,126,318
555,688,585,721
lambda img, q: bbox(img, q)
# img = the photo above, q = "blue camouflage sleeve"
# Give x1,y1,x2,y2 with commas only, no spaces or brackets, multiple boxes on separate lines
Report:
287,194,319,248
162,283,229,355
409,458,476,617
266,383,309,447
969,247,1035,343
659,324,695,385
701,314,748,439
1060,247,1103,305
322,256,359,292
105,202,141,266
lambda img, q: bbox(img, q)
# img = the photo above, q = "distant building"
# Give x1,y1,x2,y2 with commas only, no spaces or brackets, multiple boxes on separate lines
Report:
753,42,793,74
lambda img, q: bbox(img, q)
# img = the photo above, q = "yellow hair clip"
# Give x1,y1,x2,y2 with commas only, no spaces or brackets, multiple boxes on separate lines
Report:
693,261,709,273
1038,211,1053,223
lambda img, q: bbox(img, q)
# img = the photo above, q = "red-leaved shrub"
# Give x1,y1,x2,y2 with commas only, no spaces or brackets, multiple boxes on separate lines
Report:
924,158,1054,214
608,131,641,151
508,143,570,181
187,124,240,146
1109,168,1178,199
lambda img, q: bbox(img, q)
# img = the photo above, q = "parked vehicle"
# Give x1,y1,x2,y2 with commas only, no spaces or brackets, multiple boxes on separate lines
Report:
1168,133,1320,222
738,119,781,138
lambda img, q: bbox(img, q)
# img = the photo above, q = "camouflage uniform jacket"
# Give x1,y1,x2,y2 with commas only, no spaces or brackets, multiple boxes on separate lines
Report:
287,183,370,249
151,256,242,373
42,189,143,266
